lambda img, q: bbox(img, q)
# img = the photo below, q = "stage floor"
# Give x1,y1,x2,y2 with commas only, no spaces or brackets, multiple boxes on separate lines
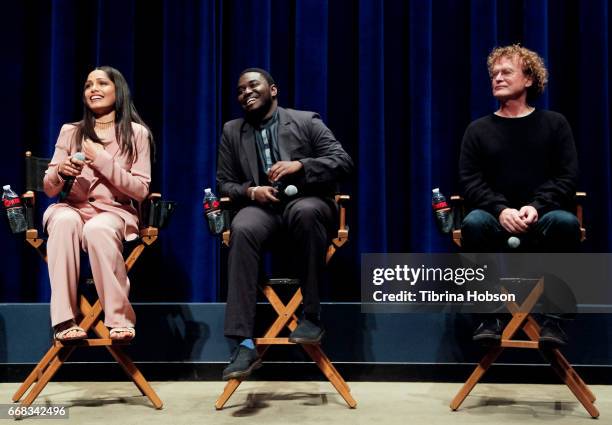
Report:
1,381,609,424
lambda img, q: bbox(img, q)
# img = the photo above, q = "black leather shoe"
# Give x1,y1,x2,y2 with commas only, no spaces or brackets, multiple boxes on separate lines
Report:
539,319,568,347
288,319,325,344
222,346,261,381
472,318,503,344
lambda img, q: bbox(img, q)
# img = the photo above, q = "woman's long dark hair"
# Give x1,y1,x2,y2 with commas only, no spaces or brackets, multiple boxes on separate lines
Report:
73,66,155,163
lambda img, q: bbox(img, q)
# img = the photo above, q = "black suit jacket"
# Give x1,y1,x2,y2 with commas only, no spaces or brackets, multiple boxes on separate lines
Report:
217,107,353,203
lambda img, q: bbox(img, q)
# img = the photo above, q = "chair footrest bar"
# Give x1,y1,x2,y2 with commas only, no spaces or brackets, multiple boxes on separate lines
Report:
254,337,295,345
54,338,129,347
501,340,539,349
267,279,300,285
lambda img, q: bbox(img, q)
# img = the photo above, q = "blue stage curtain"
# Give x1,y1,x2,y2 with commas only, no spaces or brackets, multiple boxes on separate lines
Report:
1,0,611,303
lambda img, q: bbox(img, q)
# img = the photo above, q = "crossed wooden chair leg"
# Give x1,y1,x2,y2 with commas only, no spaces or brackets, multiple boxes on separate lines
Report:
215,286,357,410
12,295,163,410
450,279,599,418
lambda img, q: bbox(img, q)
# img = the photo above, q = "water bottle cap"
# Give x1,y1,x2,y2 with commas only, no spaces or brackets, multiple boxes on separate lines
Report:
3,185,10,190
204,188,212,193
432,188,440,193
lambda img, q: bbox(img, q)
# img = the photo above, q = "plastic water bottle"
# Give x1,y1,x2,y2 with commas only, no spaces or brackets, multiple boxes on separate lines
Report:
2,185,27,234
432,188,452,234
203,188,225,235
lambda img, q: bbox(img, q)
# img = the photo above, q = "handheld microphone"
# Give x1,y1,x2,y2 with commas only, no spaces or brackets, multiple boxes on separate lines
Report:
284,184,298,197
59,152,86,201
507,236,521,249
272,180,299,200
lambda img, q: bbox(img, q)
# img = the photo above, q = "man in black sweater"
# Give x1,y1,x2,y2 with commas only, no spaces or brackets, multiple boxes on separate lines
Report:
459,45,580,345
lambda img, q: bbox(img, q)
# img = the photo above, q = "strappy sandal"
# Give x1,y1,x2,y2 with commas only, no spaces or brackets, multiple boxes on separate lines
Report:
54,325,87,341
109,327,136,341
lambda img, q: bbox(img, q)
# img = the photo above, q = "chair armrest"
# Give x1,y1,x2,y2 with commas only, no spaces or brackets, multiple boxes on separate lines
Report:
220,197,232,209
219,197,232,246
575,192,586,219
575,192,586,238
21,190,36,230
141,193,159,227
334,194,350,240
449,195,465,231
325,194,350,263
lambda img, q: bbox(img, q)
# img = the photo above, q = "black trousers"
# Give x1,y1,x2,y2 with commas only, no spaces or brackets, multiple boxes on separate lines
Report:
224,196,336,339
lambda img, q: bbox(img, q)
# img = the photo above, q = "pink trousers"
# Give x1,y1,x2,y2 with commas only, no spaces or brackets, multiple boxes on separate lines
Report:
45,206,135,328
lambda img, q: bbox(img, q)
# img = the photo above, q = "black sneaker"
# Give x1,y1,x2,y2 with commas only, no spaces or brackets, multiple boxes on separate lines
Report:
222,346,261,381
288,319,325,344
472,318,503,344
539,319,568,348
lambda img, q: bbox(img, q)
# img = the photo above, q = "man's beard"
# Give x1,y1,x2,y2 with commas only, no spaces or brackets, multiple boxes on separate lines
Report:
245,97,273,124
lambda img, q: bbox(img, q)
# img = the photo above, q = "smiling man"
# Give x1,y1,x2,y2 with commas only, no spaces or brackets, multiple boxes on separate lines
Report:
458,45,580,346
216,68,353,380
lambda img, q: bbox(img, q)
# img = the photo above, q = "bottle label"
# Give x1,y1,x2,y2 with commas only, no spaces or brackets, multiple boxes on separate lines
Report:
432,201,448,209
204,200,220,211
3,198,21,208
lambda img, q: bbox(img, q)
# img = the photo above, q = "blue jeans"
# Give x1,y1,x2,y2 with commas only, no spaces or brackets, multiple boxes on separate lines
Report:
462,209,580,319
461,209,581,252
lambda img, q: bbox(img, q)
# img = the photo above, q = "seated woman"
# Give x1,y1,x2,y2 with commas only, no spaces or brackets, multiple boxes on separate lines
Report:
43,66,154,342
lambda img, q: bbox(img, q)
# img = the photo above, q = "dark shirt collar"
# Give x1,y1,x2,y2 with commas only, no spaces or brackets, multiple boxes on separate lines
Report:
254,108,279,130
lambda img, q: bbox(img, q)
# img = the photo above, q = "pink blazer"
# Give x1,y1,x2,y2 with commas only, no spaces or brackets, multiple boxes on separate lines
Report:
43,122,151,241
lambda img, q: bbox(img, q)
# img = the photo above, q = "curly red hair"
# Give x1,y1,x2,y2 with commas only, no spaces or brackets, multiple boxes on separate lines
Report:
487,44,548,101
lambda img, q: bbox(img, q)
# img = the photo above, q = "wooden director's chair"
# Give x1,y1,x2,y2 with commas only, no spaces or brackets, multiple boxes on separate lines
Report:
215,194,357,409
12,152,171,410
448,193,599,418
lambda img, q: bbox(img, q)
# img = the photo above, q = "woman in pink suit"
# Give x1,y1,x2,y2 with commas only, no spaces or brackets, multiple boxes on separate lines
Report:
43,66,154,341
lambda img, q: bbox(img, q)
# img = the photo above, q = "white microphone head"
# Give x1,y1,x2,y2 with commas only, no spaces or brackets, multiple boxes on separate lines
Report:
507,236,521,249
74,152,86,161
284,185,298,197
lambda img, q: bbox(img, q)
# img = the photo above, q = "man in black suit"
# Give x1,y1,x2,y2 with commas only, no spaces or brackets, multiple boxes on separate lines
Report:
217,68,353,380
